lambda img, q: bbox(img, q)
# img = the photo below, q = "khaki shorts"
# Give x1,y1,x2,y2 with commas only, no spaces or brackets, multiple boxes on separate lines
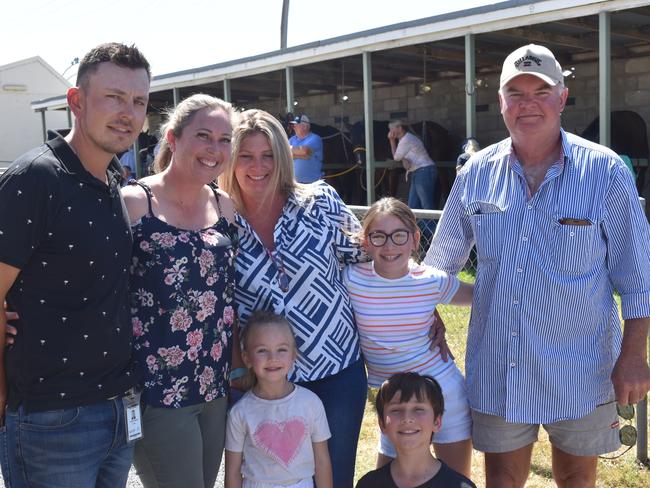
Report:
471,402,621,457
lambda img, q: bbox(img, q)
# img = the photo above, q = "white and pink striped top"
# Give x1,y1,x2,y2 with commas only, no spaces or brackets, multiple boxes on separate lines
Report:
343,260,460,387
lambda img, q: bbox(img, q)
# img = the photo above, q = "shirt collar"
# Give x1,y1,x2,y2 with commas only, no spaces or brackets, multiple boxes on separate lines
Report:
46,130,123,192
503,128,568,171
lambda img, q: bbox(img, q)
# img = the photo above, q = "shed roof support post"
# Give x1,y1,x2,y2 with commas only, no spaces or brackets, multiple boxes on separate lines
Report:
40,110,47,142
173,87,180,106
465,34,476,139
599,11,611,148
285,66,294,115
640,362,649,462
223,79,231,103
363,51,375,205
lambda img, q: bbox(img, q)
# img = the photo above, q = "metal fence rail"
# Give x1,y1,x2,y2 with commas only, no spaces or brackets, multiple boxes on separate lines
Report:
349,202,648,463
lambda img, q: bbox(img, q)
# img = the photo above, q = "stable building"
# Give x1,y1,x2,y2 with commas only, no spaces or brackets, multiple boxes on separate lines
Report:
31,0,650,208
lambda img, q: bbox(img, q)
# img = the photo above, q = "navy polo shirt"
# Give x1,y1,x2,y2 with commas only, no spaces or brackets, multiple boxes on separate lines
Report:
0,131,138,412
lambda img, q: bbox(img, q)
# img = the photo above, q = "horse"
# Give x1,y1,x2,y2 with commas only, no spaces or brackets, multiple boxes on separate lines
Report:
277,113,361,204
581,110,648,195
348,120,400,202
310,123,360,204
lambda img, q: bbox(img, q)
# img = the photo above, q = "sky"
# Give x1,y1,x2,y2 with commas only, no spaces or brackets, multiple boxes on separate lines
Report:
2,0,493,80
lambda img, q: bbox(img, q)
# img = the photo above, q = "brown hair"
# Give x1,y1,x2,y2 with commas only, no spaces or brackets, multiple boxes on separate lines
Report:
152,94,237,173
375,372,444,427
359,197,420,257
76,42,151,88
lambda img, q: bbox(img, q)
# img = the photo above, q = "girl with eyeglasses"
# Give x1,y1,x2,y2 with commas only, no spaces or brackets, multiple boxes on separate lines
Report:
343,197,474,479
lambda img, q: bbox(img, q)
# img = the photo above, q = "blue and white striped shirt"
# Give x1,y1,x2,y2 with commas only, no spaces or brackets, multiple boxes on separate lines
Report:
425,130,650,423
235,182,364,382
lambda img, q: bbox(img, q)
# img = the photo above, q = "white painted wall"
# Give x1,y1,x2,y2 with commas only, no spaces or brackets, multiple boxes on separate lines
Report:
0,57,70,167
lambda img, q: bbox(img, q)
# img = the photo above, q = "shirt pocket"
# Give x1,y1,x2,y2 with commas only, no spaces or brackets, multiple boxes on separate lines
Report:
552,219,597,274
467,202,505,263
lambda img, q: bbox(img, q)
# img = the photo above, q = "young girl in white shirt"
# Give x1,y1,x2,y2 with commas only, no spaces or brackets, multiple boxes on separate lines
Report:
225,311,333,488
343,197,474,478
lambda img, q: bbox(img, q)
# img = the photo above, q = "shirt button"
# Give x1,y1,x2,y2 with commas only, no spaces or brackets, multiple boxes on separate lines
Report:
569,231,575,237
513,300,519,305
516,268,523,273
512,331,518,337
527,205,533,210
476,221,481,226
522,236,528,241
510,362,516,368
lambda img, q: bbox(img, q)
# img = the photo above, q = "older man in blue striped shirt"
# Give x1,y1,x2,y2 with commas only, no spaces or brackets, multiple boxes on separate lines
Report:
426,44,650,488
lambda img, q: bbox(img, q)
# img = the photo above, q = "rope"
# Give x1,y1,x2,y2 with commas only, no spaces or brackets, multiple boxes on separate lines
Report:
359,168,388,190
322,165,358,179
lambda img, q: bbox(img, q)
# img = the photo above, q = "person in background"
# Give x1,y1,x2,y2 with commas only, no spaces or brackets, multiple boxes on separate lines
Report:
387,120,437,210
220,109,366,488
426,43,650,488
289,114,323,183
0,42,150,488
225,311,332,488
122,94,241,488
120,146,136,178
356,372,476,488
121,163,134,185
456,137,480,173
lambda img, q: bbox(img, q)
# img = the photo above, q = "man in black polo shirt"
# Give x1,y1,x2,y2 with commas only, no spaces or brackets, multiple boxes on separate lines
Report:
0,43,150,488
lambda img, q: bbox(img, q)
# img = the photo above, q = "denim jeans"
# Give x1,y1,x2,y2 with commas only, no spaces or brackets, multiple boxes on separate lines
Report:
298,358,367,488
408,164,438,210
0,397,134,488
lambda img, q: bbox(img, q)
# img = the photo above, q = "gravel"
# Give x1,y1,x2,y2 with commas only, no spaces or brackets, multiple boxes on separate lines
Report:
0,462,226,487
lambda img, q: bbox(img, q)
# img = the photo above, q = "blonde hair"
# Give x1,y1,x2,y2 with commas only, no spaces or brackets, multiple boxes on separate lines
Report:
240,311,297,386
240,311,296,352
152,94,237,173
220,109,300,212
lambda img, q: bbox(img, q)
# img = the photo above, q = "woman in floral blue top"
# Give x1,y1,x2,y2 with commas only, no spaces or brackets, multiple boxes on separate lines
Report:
122,94,241,488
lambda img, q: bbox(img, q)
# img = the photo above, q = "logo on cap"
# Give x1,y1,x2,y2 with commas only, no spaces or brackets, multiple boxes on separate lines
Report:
500,44,564,90
514,55,542,68
290,114,310,124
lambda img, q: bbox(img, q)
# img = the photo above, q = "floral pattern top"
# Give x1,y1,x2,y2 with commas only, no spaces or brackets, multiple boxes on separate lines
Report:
129,182,237,408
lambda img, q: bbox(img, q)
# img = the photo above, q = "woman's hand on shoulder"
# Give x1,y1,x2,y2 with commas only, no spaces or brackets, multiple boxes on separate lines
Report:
120,182,149,225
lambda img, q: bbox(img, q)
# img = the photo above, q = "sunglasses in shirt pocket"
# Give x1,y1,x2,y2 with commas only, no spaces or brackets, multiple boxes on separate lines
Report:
553,216,596,274
467,201,505,263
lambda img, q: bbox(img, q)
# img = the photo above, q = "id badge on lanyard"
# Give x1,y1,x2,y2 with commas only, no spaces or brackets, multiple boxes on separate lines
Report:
122,389,143,442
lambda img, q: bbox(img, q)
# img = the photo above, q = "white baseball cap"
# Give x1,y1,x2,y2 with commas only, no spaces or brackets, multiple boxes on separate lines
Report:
500,44,564,90
290,114,310,124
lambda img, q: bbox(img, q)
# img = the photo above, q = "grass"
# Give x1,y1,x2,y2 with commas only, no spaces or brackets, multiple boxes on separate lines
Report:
352,282,650,487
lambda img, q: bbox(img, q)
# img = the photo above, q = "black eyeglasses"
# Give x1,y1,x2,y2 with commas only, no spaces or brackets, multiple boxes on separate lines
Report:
266,249,289,293
368,229,411,247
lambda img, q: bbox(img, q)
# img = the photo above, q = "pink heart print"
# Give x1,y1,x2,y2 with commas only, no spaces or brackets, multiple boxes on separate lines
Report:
253,417,308,467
